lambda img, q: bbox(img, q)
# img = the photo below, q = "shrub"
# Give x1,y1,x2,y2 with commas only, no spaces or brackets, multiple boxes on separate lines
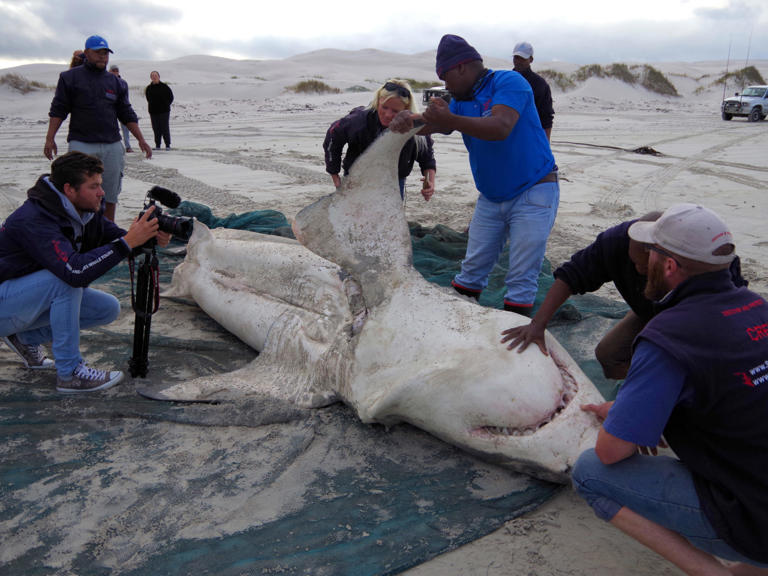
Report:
606,63,637,84
539,69,576,91
640,65,679,96
715,66,766,88
0,73,49,94
286,80,341,94
402,78,437,91
574,64,605,82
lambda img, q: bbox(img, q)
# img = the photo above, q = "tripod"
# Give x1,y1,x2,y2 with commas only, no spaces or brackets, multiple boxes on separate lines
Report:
128,243,160,378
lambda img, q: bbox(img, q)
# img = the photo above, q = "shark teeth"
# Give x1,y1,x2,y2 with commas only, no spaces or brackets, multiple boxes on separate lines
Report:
473,377,578,439
477,421,548,438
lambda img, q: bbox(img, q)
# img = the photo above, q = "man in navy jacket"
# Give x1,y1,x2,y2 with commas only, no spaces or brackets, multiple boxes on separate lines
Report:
0,152,168,392
573,204,768,573
44,35,152,222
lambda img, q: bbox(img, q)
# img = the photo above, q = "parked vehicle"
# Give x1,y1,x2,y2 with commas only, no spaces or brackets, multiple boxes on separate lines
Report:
721,85,768,121
422,86,452,105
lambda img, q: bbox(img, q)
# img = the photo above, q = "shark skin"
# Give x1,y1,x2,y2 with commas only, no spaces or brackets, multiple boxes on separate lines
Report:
145,127,604,483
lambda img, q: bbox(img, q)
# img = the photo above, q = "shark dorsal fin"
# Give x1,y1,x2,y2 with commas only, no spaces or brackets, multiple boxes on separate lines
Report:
293,126,421,306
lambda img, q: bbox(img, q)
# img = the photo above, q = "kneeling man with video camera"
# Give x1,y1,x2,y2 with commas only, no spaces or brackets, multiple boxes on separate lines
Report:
0,151,170,392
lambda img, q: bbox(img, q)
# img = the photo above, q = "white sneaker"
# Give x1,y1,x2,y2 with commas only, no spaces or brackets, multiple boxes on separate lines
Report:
56,361,123,393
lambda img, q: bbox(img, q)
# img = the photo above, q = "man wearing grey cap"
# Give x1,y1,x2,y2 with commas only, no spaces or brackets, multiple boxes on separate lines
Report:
572,203,768,574
512,41,554,141
44,35,152,221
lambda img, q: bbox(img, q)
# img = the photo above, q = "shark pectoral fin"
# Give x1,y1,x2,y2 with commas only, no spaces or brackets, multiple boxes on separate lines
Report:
136,353,341,409
135,371,250,403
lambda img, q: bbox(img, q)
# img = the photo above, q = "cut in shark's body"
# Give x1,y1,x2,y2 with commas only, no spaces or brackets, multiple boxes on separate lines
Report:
143,127,603,483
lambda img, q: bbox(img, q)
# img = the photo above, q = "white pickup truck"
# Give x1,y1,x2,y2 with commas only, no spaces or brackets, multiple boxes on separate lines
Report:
721,85,768,122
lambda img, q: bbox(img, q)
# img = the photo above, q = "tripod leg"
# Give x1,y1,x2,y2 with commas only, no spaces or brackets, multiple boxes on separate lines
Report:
129,253,155,378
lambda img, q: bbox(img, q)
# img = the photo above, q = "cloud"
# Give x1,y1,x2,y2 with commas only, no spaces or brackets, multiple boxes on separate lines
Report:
0,0,181,60
1,0,767,65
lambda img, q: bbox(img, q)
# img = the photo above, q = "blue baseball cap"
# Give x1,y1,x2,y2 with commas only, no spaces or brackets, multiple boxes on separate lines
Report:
84,35,113,53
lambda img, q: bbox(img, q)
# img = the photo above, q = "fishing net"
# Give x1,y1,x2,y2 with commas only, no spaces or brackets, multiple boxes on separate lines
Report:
1,203,625,575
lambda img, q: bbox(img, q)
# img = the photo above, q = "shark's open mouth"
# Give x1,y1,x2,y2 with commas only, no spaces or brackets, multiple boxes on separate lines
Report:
472,357,579,439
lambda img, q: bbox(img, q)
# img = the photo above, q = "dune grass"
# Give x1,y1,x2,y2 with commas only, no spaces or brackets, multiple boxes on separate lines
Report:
552,64,679,96
286,79,341,94
0,73,50,94
714,66,766,88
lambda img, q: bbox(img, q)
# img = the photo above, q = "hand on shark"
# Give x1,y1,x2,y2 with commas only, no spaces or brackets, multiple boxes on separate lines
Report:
501,321,549,355
390,97,454,135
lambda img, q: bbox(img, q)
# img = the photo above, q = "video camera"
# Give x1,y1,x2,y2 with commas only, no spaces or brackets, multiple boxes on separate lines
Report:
139,186,194,241
129,186,193,378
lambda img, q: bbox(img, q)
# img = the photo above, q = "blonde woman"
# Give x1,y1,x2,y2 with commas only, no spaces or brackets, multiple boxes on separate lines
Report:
323,79,436,200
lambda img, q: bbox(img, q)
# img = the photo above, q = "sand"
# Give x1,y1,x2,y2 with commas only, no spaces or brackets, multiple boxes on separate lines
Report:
1,49,766,575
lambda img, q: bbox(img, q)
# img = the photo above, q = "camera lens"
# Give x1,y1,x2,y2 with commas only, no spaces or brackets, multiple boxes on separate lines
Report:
157,213,194,241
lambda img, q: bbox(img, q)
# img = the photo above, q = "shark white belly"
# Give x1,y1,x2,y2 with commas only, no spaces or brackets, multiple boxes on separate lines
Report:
143,127,603,483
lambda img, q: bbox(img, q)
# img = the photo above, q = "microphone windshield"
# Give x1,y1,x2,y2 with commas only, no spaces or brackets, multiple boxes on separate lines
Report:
148,186,181,208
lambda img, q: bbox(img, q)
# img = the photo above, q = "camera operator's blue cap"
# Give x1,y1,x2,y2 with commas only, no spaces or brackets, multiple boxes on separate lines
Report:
85,35,113,53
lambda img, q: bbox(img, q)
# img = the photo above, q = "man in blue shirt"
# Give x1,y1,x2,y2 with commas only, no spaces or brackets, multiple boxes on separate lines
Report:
391,34,558,316
572,204,768,574
44,35,153,222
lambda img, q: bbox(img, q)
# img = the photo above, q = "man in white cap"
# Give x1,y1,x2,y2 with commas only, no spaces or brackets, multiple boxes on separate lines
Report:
512,41,554,140
572,203,768,574
44,35,153,221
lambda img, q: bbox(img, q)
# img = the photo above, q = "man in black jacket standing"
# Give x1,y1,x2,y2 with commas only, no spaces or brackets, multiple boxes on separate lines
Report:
512,41,554,141
145,71,174,150
45,35,152,222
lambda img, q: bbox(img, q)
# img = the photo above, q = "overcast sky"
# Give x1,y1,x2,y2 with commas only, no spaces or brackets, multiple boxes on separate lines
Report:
1,0,766,70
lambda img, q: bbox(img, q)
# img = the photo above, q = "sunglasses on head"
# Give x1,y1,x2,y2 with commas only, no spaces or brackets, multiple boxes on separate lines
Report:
384,81,411,99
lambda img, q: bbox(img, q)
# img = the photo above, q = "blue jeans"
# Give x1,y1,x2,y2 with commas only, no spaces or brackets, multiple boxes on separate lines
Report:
0,270,120,378
69,140,125,204
453,180,559,306
573,449,768,566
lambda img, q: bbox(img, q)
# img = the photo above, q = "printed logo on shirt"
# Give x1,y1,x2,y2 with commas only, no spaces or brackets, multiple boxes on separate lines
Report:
52,239,68,263
722,298,764,317
481,99,492,117
747,323,768,342
734,359,768,388
105,89,117,101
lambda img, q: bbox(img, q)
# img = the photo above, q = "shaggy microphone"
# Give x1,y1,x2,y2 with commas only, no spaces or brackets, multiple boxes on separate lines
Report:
147,185,182,209
138,186,193,241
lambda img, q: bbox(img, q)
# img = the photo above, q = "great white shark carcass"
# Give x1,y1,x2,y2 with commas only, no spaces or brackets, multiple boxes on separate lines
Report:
145,126,604,483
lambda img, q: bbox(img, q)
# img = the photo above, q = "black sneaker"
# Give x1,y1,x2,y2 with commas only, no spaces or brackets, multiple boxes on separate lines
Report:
2,334,55,369
56,361,123,393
